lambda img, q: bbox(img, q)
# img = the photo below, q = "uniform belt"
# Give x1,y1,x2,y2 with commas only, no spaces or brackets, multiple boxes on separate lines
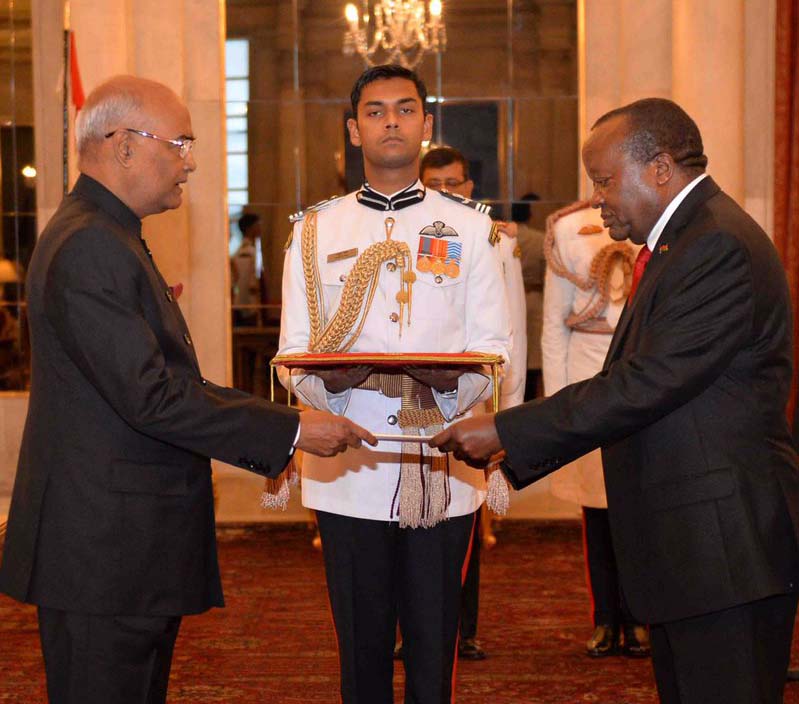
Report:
357,372,444,428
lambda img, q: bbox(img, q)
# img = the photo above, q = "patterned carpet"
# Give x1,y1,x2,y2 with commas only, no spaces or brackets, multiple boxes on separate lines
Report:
2,520,799,703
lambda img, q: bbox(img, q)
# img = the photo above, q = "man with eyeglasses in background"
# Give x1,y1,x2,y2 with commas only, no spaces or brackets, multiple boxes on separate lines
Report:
417,145,527,661
0,75,374,704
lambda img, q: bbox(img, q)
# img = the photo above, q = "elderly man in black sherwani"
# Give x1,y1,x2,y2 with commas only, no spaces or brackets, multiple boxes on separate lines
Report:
0,75,374,704
432,98,799,704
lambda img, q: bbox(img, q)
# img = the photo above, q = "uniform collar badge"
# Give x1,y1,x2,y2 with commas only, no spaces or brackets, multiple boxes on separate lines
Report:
356,181,426,212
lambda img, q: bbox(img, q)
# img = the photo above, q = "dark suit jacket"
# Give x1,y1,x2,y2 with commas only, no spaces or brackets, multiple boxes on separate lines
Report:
0,175,299,616
495,177,799,624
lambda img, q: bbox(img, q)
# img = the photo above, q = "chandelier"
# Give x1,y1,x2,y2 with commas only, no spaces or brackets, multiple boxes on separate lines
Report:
343,1,447,70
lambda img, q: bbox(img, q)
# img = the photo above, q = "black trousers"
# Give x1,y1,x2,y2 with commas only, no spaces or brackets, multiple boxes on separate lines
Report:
459,510,480,640
650,591,798,704
583,506,634,626
38,606,181,704
316,510,475,704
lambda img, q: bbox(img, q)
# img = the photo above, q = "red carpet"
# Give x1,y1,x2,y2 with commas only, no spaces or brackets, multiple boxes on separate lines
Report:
2,520,799,703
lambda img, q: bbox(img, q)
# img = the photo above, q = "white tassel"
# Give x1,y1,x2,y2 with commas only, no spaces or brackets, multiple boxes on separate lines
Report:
485,465,509,515
260,457,298,511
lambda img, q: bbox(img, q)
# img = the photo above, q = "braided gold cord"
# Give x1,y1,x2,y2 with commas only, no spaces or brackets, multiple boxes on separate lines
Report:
543,203,636,329
301,212,325,349
544,200,596,289
315,239,412,352
301,212,413,353
565,242,635,328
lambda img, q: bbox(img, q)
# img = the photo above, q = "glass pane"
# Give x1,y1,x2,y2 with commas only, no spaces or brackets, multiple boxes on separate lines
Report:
437,1,511,98
227,205,285,397
511,0,578,97
227,117,248,133
299,3,381,100
227,101,249,118
225,38,249,77
513,96,578,202
0,0,35,391
227,78,250,102
227,131,248,154
228,154,249,190
228,189,249,206
438,101,502,201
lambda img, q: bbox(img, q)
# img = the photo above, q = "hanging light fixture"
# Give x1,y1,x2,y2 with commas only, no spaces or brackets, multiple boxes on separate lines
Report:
343,0,447,70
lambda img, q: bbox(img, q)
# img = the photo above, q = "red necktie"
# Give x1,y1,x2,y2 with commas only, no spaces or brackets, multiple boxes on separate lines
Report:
628,246,652,301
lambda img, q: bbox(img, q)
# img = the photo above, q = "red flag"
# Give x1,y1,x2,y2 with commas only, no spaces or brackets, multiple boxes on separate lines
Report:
69,32,85,111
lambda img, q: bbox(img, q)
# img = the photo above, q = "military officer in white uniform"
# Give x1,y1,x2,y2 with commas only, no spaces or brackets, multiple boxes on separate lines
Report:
278,66,510,704
542,201,650,658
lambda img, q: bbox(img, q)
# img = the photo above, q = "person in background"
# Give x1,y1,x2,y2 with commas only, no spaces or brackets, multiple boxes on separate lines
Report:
0,75,374,704
542,200,650,658
418,145,527,661
497,193,546,400
231,212,262,326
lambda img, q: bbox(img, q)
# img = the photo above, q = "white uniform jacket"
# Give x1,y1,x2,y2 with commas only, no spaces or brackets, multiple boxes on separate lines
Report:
279,182,511,521
542,204,639,508
496,233,527,410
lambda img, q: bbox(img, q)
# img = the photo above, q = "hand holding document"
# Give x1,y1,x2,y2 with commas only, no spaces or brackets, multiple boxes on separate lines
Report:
428,414,503,468
296,409,377,457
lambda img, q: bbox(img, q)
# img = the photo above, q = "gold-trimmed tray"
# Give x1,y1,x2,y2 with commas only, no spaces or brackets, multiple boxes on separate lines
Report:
270,352,504,436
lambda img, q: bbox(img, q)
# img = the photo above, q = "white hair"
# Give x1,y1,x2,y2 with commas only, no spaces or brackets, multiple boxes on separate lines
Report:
75,78,145,155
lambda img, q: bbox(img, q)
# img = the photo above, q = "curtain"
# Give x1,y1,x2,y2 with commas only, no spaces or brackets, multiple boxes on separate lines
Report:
774,0,799,421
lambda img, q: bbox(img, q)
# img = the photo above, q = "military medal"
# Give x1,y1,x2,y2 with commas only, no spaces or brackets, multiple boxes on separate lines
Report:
417,221,462,281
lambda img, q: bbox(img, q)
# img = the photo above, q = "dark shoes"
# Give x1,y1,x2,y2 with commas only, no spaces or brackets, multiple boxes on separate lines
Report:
586,623,650,658
458,637,487,660
586,624,619,657
621,624,651,658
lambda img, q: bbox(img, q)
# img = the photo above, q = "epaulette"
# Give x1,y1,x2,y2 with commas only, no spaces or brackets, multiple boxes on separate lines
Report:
288,195,343,224
437,189,493,216
488,221,501,247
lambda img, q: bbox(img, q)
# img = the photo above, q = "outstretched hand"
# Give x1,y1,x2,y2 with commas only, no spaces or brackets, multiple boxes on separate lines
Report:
296,408,377,457
429,414,503,468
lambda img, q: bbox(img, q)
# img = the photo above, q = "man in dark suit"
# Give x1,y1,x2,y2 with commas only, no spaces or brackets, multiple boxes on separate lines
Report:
0,75,374,704
431,98,799,703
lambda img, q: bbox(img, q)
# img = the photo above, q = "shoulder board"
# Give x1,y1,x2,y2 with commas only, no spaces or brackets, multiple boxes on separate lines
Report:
545,199,592,240
488,221,501,247
288,195,343,224
437,190,493,216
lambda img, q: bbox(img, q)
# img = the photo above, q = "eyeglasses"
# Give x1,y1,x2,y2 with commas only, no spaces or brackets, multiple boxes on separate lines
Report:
424,178,467,190
105,128,196,159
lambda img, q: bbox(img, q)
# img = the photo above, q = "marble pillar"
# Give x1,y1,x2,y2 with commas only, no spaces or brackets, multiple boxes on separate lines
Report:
672,0,745,203
580,0,771,228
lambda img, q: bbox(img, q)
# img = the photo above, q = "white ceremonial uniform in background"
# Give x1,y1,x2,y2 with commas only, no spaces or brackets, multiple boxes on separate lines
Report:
496,233,527,410
279,181,511,521
542,205,639,508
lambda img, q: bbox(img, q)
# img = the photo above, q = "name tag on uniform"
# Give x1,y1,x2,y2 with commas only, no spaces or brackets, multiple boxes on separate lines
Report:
327,248,359,263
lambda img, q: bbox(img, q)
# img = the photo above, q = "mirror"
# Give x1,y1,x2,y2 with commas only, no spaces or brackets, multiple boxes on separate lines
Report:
226,0,578,394
0,0,35,392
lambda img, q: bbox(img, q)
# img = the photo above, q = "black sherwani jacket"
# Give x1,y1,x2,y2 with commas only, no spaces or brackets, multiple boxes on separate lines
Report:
496,177,799,624
0,175,299,616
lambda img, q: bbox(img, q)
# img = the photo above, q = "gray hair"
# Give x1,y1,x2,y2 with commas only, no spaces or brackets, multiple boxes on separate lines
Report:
75,78,145,155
